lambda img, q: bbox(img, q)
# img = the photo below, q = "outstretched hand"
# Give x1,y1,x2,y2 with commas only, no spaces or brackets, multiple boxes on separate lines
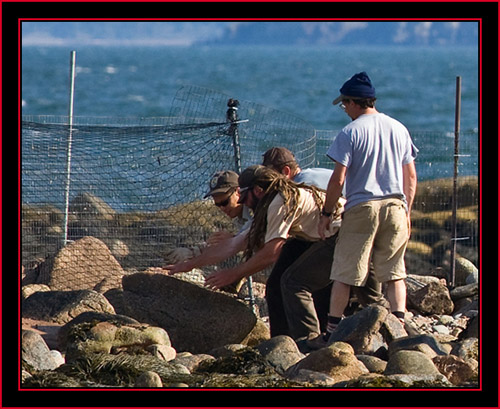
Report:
162,260,192,275
204,268,241,290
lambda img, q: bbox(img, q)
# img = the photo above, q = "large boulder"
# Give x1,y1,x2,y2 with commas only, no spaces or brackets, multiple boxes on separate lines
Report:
22,289,115,324
67,192,115,241
22,330,64,371
63,319,172,362
388,334,449,359
432,355,477,385
26,236,125,293
285,342,369,384
384,350,442,378
328,305,407,356
254,336,305,374
57,311,141,350
121,273,258,354
407,281,454,315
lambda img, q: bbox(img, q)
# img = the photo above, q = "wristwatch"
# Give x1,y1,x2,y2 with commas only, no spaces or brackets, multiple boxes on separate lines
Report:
321,208,332,217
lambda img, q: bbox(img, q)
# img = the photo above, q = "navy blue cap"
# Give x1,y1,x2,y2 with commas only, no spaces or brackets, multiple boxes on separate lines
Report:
332,72,376,105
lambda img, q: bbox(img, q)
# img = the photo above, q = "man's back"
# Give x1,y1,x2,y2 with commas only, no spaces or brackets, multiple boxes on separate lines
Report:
327,112,417,210
293,167,333,190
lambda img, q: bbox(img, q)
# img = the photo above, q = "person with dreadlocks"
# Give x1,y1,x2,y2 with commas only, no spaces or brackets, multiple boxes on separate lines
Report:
261,147,388,347
205,165,345,345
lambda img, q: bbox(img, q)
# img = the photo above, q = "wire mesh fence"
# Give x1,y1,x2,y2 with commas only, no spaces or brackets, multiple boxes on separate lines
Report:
21,85,479,292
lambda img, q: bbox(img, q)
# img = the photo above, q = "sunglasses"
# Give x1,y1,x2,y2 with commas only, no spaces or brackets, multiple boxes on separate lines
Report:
214,190,235,207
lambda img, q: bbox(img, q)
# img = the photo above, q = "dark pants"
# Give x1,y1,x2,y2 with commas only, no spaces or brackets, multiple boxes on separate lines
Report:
265,235,384,340
265,236,336,340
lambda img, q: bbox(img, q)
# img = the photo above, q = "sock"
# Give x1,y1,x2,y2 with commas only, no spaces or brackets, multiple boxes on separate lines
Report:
392,311,405,324
323,315,342,341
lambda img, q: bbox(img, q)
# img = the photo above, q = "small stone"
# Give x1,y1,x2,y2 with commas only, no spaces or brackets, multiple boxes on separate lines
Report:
134,371,163,388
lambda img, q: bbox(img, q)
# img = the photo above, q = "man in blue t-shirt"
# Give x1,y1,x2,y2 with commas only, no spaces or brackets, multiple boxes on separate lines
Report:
318,72,418,344
262,146,387,347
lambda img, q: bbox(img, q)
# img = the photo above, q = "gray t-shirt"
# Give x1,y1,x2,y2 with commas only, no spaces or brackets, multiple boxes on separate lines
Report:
327,112,418,211
293,168,333,190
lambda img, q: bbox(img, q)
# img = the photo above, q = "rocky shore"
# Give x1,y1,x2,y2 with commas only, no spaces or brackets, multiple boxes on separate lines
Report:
21,235,478,388
21,176,479,388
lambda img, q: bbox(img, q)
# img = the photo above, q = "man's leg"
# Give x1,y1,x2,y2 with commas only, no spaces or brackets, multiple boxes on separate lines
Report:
329,280,351,318
280,235,336,340
312,282,332,333
351,265,386,307
386,278,407,320
265,239,312,337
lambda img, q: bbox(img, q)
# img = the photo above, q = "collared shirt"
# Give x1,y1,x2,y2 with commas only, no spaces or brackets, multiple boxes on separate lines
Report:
264,188,344,244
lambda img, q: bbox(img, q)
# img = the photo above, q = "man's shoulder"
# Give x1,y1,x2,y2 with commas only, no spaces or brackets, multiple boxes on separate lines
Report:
295,168,332,190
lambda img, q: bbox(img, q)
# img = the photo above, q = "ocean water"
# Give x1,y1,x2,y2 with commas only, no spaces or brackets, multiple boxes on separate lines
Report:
22,45,479,133
21,45,479,210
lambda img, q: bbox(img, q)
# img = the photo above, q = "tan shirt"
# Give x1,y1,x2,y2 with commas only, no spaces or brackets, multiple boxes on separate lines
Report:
264,188,344,243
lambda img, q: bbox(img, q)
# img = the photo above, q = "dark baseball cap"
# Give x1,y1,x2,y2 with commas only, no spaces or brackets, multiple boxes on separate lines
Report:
204,170,239,198
262,147,297,168
237,165,265,203
332,72,376,105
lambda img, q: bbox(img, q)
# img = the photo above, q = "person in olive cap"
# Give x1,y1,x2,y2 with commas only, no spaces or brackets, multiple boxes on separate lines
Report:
164,170,251,265
205,165,345,343
318,71,418,343
204,170,252,234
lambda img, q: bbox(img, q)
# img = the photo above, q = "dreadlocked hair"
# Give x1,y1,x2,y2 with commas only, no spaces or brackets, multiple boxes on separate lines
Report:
244,168,325,260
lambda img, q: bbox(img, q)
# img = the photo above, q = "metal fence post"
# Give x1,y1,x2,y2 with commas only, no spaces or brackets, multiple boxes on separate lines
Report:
63,50,77,246
449,76,462,287
226,98,256,314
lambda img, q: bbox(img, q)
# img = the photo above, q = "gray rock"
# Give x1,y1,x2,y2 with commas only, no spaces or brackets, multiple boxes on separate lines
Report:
459,315,478,339
334,373,452,388
64,320,171,362
21,284,51,301
287,369,337,386
22,330,63,371
384,350,441,377
433,355,477,385
388,334,449,358
171,353,215,372
58,311,140,350
28,236,124,293
356,355,387,373
432,325,450,335
386,373,452,386
285,342,369,384
134,371,163,387
22,290,115,324
328,305,406,356
407,281,454,315
454,256,478,286
451,337,478,361
255,335,305,374
450,283,478,301
121,273,257,354
146,344,177,361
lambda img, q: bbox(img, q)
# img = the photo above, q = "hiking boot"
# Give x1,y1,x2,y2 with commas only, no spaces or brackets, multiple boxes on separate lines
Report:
305,333,329,350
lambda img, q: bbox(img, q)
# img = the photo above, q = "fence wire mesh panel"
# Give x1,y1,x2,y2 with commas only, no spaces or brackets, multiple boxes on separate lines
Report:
22,116,241,286
169,85,317,171
315,129,479,280
21,86,478,292
21,87,318,291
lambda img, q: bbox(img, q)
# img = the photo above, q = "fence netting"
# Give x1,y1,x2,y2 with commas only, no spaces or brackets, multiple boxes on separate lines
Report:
21,85,478,293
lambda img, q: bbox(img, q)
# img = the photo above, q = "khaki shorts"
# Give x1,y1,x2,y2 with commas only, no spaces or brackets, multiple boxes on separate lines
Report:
330,198,409,286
